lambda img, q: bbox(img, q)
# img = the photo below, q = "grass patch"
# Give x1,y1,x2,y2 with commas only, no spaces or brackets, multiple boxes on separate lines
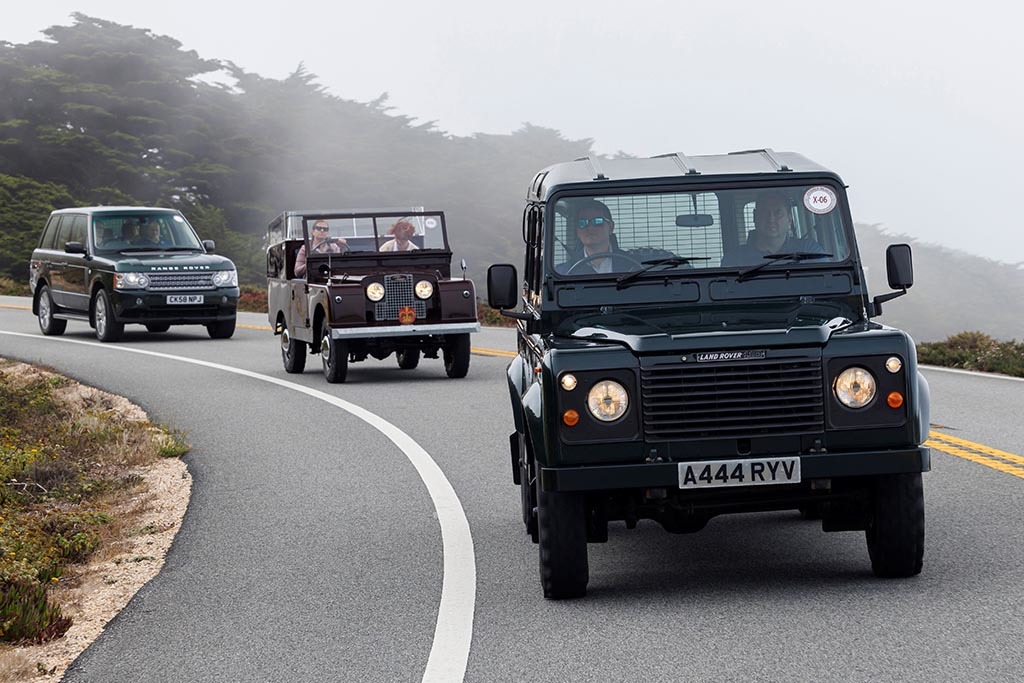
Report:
0,361,186,644
0,278,30,297
237,284,266,313
917,331,1024,377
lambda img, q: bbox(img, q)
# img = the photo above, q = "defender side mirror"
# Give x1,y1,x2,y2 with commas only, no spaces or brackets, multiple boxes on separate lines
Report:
203,239,216,252
64,241,86,255
871,243,914,316
487,264,531,320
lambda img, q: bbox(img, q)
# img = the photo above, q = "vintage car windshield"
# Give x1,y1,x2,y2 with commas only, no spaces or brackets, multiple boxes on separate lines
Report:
92,213,203,253
303,214,447,254
549,185,851,276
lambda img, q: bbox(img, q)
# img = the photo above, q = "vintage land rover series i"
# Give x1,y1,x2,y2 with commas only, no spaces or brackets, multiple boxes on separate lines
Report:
488,149,930,599
266,210,479,382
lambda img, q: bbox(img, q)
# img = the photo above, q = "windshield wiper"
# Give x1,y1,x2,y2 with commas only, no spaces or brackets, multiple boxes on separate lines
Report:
616,256,709,289
736,252,833,283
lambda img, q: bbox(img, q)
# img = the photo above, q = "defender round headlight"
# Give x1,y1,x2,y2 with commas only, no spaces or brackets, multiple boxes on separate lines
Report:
587,380,629,422
415,280,434,299
366,282,385,302
834,366,877,408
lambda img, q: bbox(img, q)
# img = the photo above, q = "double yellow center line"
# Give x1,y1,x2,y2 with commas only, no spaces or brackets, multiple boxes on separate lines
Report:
926,430,1024,480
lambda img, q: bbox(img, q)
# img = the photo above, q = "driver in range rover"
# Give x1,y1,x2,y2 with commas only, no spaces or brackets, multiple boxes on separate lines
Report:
557,199,634,274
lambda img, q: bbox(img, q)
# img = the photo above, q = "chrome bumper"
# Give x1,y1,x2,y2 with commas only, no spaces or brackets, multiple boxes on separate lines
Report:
329,321,480,339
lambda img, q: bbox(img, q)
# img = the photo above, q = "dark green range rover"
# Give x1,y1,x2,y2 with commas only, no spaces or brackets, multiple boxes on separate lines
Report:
487,149,930,599
29,207,239,342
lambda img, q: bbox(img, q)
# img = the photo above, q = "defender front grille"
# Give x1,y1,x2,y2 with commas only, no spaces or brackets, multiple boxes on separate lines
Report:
147,273,216,290
642,358,824,440
374,274,426,321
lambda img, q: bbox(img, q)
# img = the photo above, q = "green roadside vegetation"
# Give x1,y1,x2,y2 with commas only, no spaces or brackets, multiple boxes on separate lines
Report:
917,331,1024,378
0,359,187,645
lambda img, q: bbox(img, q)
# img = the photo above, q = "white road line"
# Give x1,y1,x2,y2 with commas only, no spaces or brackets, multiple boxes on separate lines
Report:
919,364,1024,383
0,330,475,683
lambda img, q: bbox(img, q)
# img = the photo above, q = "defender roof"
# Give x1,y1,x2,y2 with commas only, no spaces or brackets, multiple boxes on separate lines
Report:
529,149,841,201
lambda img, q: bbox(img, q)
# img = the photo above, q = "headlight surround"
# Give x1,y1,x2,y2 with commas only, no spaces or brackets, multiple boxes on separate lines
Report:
833,366,877,409
366,282,385,302
212,269,238,287
114,272,150,290
586,380,629,422
415,280,434,300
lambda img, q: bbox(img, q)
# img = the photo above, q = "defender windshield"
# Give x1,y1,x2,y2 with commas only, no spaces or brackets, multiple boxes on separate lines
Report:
549,185,851,276
301,213,447,254
92,212,203,253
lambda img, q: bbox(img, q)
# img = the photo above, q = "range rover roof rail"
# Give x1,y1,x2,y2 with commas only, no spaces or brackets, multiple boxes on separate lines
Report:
651,151,701,175
729,148,792,172
575,155,608,181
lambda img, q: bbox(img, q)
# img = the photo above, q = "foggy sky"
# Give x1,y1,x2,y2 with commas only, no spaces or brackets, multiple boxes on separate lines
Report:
6,1,1024,264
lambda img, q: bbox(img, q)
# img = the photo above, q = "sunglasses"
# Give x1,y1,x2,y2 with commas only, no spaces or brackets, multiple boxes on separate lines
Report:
577,216,611,229
313,225,330,232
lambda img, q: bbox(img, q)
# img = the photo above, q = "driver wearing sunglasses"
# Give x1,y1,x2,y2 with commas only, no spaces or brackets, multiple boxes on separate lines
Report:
557,199,629,274
295,220,347,277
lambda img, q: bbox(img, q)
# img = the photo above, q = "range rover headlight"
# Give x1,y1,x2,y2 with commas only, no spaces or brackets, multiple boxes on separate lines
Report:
833,366,877,408
587,380,629,422
366,282,385,302
212,269,238,287
114,272,150,289
415,280,434,299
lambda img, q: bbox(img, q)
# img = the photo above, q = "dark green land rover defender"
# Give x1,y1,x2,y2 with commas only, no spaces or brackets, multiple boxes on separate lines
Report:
488,149,930,599
29,207,239,342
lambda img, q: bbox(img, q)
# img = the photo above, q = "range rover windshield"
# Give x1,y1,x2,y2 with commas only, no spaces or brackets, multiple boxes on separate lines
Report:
92,212,204,253
549,185,851,276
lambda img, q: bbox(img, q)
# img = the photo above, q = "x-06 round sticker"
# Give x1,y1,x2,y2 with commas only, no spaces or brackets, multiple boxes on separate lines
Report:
803,186,837,215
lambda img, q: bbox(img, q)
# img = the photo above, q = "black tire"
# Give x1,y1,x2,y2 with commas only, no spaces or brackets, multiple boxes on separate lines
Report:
443,333,471,379
866,472,925,578
93,289,123,342
206,318,236,339
396,348,420,370
536,478,589,599
519,433,538,543
281,323,306,374
798,503,823,520
321,327,348,383
146,323,171,333
37,285,66,336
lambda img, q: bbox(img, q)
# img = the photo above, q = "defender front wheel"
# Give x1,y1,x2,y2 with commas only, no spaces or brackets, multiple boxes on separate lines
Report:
37,285,67,336
281,323,306,373
443,333,471,378
321,328,348,383
536,479,588,599
396,348,420,370
93,289,124,342
866,472,924,578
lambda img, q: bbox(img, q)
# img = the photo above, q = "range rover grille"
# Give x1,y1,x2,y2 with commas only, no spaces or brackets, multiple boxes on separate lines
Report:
147,273,215,290
642,358,824,440
375,274,426,321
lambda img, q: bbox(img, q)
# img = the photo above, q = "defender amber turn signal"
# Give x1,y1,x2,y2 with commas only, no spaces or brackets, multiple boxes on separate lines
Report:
563,410,580,427
887,392,904,408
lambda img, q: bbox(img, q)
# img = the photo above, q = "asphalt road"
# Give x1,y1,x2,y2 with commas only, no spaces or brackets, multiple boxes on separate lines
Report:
2,296,1023,682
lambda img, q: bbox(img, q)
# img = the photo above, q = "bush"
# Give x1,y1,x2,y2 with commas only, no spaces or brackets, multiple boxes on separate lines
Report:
917,331,1024,377
0,277,31,296
238,284,267,313
0,582,72,643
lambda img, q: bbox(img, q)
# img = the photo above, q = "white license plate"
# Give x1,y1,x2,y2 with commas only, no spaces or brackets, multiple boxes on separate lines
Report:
678,457,801,489
166,295,204,305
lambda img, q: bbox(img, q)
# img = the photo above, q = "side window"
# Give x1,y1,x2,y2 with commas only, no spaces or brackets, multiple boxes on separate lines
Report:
524,205,543,304
39,216,62,249
68,215,87,245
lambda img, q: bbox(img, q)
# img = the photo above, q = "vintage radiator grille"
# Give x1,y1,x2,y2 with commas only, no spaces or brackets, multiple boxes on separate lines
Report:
641,358,824,440
375,274,426,321
147,273,216,290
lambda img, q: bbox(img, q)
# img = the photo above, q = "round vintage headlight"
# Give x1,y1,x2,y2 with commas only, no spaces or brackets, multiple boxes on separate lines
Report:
834,366,877,408
366,282,385,302
415,280,434,299
587,380,629,422
212,269,238,287
114,272,150,289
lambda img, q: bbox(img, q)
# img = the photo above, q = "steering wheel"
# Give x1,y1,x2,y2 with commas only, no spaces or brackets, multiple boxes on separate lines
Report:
567,252,643,274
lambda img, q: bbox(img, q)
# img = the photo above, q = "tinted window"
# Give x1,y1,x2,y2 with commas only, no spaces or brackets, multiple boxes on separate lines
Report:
39,216,62,249
91,212,203,253
68,215,87,245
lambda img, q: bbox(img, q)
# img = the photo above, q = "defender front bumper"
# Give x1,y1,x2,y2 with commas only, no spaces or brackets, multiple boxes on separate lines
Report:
329,321,480,339
540,447,931,492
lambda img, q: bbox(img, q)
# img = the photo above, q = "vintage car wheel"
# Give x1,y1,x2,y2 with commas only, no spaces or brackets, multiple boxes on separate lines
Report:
281,324,306,374
321,328,348,383
93,289,124,343
145,323,171,333
536,478,588,599
37,285,67,336
866,472,924,578
443,334,471,378
396,348,420,370
206,318,236,339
